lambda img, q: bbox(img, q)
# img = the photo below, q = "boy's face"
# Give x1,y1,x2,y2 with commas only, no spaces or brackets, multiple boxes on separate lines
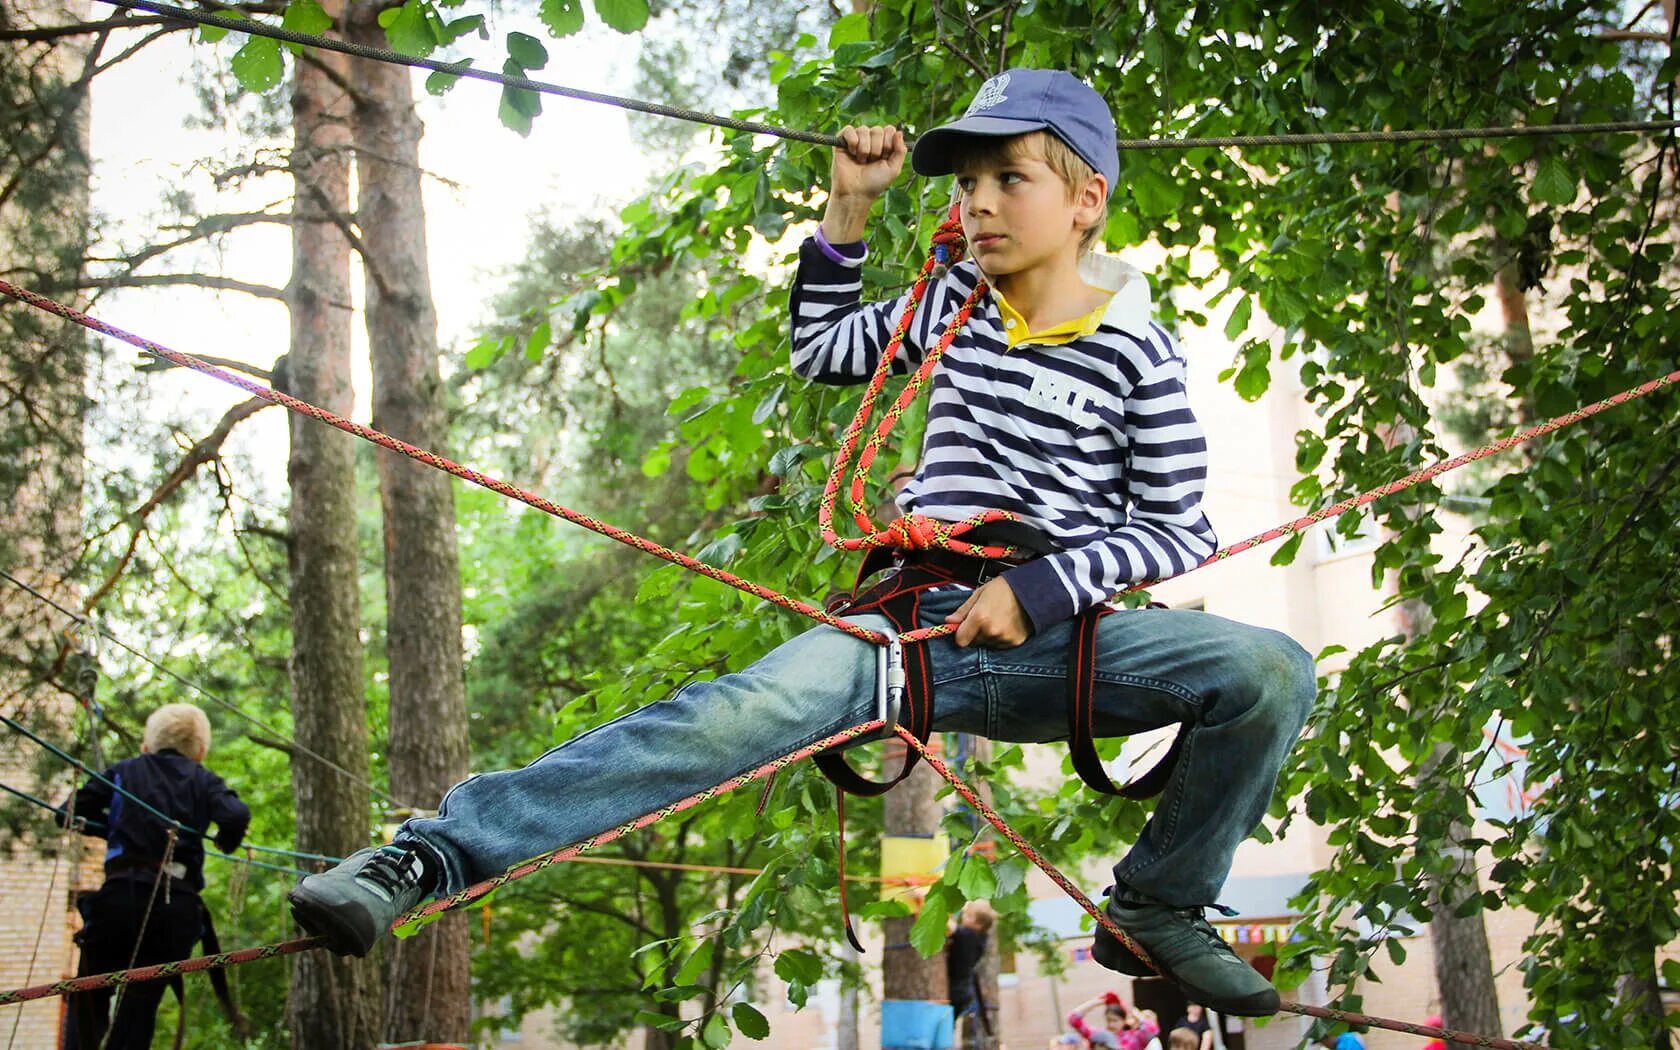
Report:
952,136,1106,281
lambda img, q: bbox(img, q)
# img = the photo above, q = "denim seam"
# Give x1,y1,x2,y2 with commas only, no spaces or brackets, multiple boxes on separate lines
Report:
1115,719,1198,891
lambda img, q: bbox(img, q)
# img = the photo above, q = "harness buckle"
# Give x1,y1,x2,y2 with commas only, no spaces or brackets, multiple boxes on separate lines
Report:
874,627,904,733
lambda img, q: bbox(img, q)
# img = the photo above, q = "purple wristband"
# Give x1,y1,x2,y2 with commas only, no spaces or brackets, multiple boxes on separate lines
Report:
814,225,868,268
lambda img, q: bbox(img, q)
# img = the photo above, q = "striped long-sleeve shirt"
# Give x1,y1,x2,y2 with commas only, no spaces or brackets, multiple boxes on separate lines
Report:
789,237,1217,632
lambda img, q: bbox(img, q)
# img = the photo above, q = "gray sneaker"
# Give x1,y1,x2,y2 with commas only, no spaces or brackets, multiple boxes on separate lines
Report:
1091,894,1280,1016
289,845,429,957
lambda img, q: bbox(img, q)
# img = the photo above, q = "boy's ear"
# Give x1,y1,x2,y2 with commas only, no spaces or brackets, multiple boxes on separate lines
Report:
1074,174,1108,227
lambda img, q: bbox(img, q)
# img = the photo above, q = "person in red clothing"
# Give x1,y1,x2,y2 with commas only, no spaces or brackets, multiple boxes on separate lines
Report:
1422,1015,1447,1050
1068,992,1160,1050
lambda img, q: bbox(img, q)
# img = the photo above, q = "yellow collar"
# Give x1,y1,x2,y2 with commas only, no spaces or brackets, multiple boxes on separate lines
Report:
993,291,1109,349
988,252,1155,350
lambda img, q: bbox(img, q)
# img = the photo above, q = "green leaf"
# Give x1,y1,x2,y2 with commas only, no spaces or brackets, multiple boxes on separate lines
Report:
524,319,553,362
379,0,436,57
439,14,484,43
829,12,870,47
499,58,541,135
230,36,285,93
1529,155,1576,206
674,939,715,986
773,947,823,986
593,0,649,32
732,1003,771,1041
909,891,952,957
991,856,1027,899
539,0,585,37
507,31,549,70
425,61,471,96
1223,294,1252,341
1131,168,1183,216
957,856,997,900
281,0,333,37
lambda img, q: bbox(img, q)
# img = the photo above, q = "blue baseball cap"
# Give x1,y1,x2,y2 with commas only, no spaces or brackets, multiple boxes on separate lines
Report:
911,68,1119,193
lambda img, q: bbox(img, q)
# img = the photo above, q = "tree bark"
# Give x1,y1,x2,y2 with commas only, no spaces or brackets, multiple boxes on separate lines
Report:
884,744,948,1008
1419,783,1505,1050
283,5,382,1045
343,3,473,1039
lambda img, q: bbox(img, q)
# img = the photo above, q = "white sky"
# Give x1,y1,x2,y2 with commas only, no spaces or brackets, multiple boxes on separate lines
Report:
84,12,655,474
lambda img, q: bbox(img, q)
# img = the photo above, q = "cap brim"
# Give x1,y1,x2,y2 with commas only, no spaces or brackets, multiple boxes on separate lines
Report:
910,115,1050,176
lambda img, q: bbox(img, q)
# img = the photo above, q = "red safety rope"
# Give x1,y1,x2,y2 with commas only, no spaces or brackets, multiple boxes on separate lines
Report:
0,720,882,1007
893,729,1550,1050
2,279,1675,646
0,714,1553,1049
1,270,1673,1048
817,207,1028,562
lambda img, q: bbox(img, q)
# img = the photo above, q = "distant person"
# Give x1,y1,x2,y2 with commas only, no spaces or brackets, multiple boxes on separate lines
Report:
1167,1029,1201,1050
1173,1002,1215,1050
60,703,249,1050
1138,1009,1163,1050
1318,1031,1366,1050
946,898,996,1043
1068,992,1160,1050
1422,1015,1446,1050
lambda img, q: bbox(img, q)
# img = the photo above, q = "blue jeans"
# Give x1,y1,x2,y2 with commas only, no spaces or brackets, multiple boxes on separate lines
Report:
400,585,1315,908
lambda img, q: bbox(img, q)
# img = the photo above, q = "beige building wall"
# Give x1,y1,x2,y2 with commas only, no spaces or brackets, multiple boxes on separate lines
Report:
0,1,96,1045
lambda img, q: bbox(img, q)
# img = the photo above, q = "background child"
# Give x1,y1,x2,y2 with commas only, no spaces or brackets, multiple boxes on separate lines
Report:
62,702,249,1050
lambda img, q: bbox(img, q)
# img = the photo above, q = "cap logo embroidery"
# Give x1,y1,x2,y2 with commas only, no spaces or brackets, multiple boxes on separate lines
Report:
965,72,1011,115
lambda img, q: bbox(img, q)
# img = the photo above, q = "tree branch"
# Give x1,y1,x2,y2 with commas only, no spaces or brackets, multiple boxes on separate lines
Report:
89,211,292,273
70,273,289,302
82,397,272,613
0,15,174,42
135,352,273,382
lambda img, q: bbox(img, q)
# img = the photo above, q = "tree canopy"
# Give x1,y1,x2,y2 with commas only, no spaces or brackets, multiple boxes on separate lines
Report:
12,0,1680,1046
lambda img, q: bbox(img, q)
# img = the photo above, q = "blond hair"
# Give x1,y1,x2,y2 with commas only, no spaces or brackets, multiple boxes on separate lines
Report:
1168,1028,1200,1050
143,703,211,760
962,899,997,932
946,130,1110,252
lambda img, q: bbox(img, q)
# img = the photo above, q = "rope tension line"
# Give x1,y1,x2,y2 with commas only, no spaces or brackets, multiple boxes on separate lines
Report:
0,782,313,877
2,279,1677,644
0,712,339,872
0,567,405,809
0,713,1554,1049
893,729,1551,1050
95,0,1680,153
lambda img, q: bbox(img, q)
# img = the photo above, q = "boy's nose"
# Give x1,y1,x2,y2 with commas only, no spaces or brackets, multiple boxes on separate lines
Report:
964,185,997,216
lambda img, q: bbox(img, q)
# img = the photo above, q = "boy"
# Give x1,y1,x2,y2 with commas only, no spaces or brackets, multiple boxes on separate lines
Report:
290,68,1313,1018
63,703,250,1050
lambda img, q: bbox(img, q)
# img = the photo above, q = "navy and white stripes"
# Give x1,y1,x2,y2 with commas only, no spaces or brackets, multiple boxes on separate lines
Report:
790,237,1217,631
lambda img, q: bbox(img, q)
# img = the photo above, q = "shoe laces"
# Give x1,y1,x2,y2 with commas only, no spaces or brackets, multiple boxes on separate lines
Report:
355,845,422,901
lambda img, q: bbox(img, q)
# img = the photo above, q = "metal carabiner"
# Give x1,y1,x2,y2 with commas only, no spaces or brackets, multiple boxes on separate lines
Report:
874,626,905,734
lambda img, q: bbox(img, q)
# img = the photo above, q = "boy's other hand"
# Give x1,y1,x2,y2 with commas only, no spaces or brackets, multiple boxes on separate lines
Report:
822,125,906,241
947,577,1031,648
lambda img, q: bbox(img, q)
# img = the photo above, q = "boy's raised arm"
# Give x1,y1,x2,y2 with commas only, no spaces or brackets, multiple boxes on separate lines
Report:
820,124,906,243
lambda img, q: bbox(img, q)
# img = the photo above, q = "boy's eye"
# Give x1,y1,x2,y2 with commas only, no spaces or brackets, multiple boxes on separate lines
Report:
956,176,976,192
999,171,1024,185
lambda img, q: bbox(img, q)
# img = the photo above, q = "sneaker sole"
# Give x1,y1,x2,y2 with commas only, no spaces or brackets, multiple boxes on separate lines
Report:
288,886,380,958
1093,925,1281,1017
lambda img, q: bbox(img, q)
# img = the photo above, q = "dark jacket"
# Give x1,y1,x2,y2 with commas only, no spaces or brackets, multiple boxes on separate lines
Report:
71,749,250,892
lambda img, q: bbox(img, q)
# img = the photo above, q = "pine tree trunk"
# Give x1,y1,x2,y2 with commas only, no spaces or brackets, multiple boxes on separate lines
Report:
343,4,473,1039
283,8,383,1045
